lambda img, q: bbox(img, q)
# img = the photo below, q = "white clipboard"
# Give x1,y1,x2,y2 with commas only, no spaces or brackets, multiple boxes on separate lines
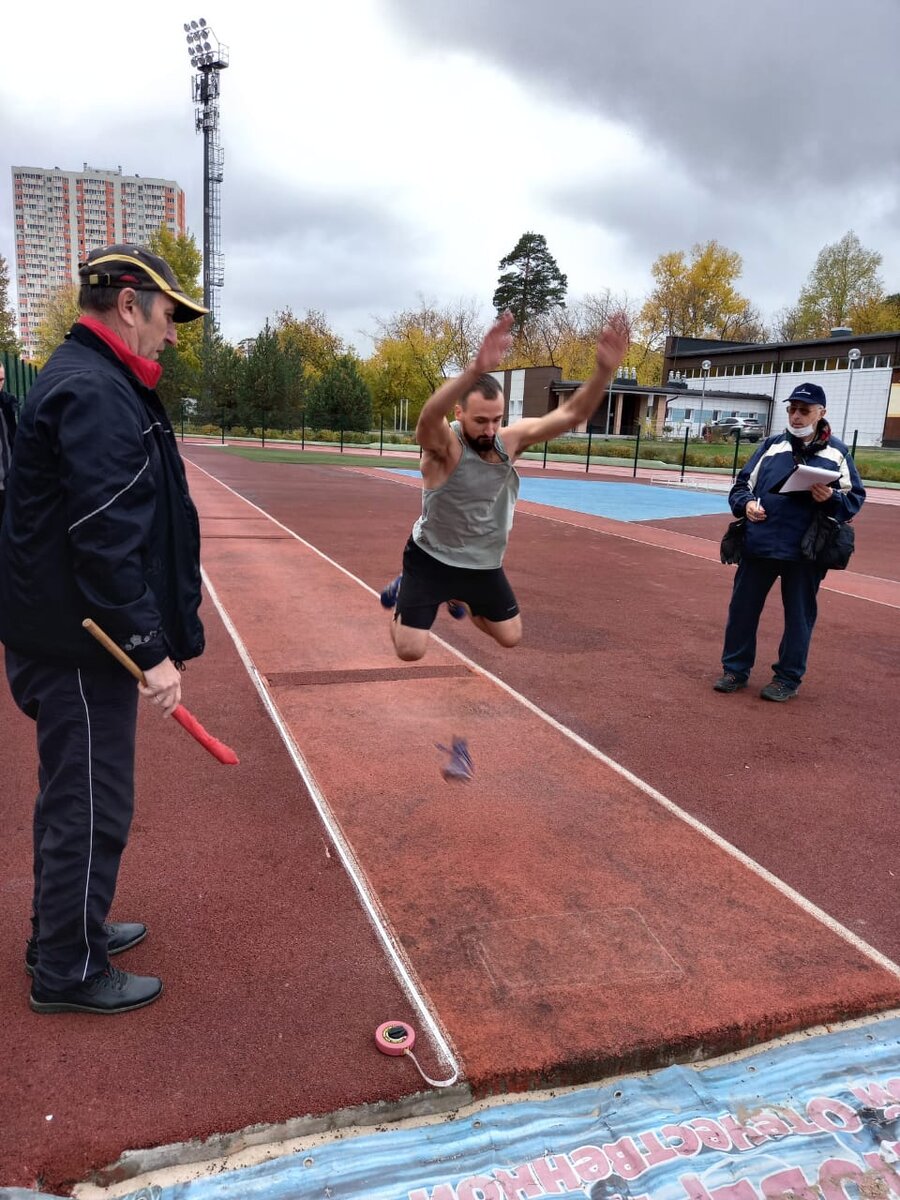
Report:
773,464,841,494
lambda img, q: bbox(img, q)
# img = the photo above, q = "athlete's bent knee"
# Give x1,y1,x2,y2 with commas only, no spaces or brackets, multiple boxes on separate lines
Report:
395,644,427,662
492,621,522,648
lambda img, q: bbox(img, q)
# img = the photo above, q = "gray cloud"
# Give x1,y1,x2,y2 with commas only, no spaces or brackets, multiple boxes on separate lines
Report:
220,177,426,348
383,0,900,196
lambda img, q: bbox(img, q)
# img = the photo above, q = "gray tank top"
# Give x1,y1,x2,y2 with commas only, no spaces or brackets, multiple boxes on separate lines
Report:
412,421,520,568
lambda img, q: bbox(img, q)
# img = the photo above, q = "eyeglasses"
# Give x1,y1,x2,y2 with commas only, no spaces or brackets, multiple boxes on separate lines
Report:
786,404,818,415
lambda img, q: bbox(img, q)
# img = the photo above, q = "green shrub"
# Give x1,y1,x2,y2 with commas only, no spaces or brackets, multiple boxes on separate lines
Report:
308,428,377,444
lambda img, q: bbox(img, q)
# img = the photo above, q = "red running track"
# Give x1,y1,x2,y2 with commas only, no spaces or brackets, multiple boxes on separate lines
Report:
2,446,898,1193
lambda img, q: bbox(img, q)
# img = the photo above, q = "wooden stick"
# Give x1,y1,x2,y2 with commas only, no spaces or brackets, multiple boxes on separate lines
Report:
82,619,146,683
81,618,239,765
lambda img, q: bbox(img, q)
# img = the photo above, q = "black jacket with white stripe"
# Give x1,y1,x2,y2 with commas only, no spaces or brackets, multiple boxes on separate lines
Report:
0,323,204,671
729,423,865,562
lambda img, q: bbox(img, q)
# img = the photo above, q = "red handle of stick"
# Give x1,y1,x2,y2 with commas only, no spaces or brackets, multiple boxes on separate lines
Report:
82,619,239,765
171,704,240,764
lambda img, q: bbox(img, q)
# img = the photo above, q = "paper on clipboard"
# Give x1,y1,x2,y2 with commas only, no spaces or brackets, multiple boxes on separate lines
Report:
773,464,841,493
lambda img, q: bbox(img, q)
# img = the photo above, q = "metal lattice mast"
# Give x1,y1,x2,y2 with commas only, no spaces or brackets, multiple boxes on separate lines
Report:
184,18,228,333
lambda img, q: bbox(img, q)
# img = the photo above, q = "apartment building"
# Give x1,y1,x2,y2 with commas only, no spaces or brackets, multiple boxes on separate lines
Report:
12,164,186,358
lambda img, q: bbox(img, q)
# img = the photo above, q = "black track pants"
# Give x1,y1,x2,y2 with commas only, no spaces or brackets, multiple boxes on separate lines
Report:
6,650,138,992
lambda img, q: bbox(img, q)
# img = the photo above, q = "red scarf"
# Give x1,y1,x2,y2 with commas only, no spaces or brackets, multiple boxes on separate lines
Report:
77,315,163,389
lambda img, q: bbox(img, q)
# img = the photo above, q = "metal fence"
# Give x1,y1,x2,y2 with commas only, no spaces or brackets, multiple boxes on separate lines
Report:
176,416,889,484
1,349,39,407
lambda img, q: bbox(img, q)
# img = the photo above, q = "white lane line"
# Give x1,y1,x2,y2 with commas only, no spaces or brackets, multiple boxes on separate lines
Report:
185,456,900,986
199,565,461,1083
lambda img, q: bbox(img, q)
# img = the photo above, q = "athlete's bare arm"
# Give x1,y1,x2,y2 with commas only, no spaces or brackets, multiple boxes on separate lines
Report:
415,311,515,485
500,316,630,461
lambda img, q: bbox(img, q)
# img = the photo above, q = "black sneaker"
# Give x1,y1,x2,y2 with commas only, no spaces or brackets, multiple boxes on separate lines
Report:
713,672,748,693
25,920,147,976
30,964,162,1015
760,679,798,702
380,574,402,609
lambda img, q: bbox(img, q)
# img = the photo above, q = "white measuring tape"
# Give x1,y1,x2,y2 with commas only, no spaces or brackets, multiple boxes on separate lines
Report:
375,1021,459,1088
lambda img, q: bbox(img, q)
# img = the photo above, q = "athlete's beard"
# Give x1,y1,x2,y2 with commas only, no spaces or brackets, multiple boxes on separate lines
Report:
464,430,494,455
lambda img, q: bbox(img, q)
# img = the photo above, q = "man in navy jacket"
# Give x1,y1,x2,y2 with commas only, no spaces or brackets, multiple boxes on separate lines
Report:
714,382,865,702
0,245,208,1013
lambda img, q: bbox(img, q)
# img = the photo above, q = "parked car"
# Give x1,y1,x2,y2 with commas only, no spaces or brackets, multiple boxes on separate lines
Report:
707,416,765,443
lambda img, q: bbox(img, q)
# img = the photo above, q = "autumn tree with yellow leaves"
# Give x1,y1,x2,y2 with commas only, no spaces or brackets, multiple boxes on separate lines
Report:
639,240,767,350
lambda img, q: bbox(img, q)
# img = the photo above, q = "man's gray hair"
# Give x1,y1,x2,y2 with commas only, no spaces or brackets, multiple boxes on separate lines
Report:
78,284,158,319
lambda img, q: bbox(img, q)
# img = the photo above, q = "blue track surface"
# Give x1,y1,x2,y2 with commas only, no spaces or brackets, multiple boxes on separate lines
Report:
390,472,731,522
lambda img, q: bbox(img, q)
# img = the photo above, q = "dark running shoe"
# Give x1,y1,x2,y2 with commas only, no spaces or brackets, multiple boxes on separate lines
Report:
447,600,467,620
713,672,748,693
436,737,474,782
30,964,162,1015
26,920,147,977
760,679,798,703
380,574,402,609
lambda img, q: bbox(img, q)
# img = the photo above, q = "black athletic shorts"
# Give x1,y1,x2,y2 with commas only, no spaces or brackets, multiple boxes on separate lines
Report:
397,536,520,631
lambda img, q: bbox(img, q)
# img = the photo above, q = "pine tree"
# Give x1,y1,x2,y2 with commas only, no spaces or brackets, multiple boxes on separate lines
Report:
492,232,567,333
306,355,373,432
0,254,21,354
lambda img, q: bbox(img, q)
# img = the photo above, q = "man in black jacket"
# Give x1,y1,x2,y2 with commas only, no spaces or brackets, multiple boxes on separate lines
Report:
0,245,208,1014
0,362,17,527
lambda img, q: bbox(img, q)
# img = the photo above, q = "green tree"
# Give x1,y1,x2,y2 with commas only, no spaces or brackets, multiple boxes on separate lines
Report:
32,283,81,366
370,299,485,413
0,254,20,354
147,226,203,304
792,231,884,337
198,332,244,429
275,308,343,381
147,227,204,418
241,320,284,432
361,335,432,427
306,354,372,432
493,232,567,333
639,240,766,349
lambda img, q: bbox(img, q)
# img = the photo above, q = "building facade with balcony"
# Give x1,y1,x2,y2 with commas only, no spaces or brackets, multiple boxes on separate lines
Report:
12,164,186,358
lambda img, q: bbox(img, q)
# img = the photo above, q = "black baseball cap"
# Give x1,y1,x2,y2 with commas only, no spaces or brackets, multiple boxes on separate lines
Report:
785,382,827,407
78,244,209,323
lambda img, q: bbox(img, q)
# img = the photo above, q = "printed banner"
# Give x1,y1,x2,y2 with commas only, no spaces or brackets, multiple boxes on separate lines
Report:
44,1018,900,1200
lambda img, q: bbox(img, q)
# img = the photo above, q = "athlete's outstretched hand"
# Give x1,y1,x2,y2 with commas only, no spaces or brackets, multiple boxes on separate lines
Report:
594,314,631,378
473,310,515,374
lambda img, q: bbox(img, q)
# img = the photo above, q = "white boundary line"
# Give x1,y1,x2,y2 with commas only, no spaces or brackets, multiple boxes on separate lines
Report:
199,565,461,1083
187,458,900,989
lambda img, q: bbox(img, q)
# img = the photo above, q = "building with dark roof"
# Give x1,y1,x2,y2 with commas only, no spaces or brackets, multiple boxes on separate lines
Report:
491,327,900,445
663,329,900,446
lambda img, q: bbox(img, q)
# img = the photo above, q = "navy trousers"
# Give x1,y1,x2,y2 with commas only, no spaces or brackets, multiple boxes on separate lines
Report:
721,556,827,687
6,650,138,992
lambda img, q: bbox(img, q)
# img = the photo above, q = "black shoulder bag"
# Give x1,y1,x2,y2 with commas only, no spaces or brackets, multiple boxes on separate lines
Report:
720,517,746,565
800,511,855,571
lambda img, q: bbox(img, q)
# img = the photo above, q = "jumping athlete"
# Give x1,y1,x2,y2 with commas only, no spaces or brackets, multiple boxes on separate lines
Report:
381,309,629,668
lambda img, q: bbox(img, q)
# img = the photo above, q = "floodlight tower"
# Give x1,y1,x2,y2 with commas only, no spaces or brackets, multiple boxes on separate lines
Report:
183,18,228,333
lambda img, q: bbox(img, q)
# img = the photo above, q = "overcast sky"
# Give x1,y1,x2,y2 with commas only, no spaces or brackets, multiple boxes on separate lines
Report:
2,0,898,355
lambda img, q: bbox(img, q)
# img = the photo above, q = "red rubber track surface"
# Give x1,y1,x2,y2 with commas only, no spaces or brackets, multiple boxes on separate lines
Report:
1,592,429,1192
180,449,900,965
2,446,897,1193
